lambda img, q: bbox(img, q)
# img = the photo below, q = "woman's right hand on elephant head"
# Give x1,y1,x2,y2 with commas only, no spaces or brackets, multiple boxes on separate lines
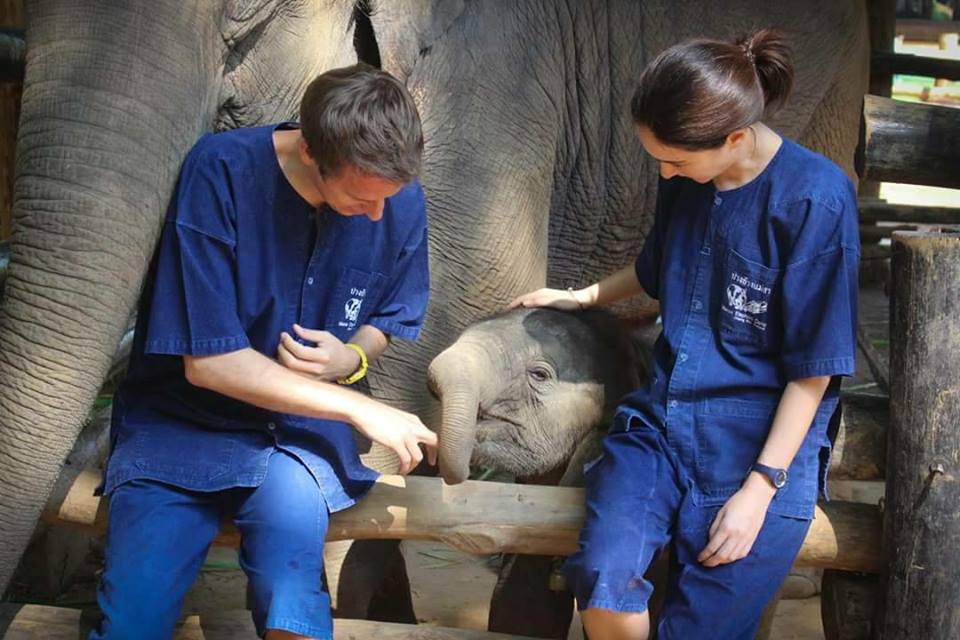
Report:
508,287,587,311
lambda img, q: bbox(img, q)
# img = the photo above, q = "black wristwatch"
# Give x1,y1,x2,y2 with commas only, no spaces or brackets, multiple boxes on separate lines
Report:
750,462,788,490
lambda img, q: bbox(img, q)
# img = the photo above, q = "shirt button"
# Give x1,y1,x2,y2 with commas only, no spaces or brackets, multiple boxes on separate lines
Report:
669,400,678,409
307,277,314,285
693,300,703,311
714,195,722,206
267,422,276,431
678,353,688,363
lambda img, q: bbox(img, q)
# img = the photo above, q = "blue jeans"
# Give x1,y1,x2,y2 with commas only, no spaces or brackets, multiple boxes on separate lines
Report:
563,415,811,639
90,450,332,640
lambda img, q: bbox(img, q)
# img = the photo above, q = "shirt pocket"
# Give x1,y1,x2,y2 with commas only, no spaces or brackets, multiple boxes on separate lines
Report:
717,249,781,350
325,267,387,340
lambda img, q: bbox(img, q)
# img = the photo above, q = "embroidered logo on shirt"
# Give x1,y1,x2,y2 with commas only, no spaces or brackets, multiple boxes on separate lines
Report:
723,272,770,331
340,287,367,329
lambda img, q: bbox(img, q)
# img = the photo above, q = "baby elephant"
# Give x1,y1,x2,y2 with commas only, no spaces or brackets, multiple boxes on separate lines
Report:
428,307,651,639
428,306,648,487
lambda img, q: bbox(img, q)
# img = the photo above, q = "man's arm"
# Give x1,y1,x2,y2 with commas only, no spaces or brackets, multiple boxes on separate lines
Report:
183,348,436,474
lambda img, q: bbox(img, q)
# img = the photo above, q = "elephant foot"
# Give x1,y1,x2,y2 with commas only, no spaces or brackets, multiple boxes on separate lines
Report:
488,554,574,639
333,539,416,624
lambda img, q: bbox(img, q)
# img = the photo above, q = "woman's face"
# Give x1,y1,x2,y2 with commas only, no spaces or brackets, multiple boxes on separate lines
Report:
636,126,745,184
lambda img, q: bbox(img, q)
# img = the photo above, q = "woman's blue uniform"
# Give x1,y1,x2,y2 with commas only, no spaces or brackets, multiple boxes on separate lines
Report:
563,138,860,638
92,123,430,640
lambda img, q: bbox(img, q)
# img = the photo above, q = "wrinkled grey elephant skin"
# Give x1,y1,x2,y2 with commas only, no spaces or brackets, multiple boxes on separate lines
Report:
0,0,867,626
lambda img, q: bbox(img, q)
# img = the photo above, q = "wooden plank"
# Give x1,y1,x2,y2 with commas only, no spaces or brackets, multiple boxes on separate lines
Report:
860,94,960,189
2,605,541,640
878,230,960,637
872,50,960,81
43,474,883,573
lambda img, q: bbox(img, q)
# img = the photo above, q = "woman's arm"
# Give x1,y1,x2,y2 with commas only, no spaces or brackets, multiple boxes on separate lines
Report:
698,375,831,567
509,264,646,310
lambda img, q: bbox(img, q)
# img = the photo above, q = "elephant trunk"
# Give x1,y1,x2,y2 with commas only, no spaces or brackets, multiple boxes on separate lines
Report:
0,0,226,591
427,342,491,485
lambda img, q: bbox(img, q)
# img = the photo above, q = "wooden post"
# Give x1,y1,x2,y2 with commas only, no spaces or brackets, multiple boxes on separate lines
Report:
876,231,960,638
0,0,24,242
860,0,896,200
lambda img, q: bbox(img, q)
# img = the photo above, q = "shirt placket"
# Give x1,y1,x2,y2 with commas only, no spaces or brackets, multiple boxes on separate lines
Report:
297,212,332,341
664,193,723,470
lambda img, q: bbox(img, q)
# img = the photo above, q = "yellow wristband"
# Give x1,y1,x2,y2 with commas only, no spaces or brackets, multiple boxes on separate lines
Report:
337,343,368,385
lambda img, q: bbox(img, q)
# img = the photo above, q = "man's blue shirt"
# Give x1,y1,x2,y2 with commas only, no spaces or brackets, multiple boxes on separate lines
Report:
622,138,860,519
103,123,430,511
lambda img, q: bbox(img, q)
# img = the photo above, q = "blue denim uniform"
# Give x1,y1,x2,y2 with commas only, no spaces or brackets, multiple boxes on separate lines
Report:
564,138,859,638
103,122,429,506
94,123,429,639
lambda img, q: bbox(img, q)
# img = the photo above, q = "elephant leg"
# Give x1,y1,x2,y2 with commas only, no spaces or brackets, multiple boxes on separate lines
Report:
333,539,416,624
488,554,573,640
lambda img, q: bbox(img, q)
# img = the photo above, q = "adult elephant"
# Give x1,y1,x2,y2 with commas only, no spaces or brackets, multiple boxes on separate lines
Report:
0,0,868,596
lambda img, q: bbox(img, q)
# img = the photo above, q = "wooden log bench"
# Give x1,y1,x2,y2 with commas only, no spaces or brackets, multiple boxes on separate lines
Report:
43,472,883,574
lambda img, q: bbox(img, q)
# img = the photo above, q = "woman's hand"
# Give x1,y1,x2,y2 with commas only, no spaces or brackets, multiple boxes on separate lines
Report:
508,287,588,311
277,324,360,381
697,473,776,567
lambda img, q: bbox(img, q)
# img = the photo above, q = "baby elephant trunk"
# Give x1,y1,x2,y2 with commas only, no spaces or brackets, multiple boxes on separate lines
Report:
427,343,491,485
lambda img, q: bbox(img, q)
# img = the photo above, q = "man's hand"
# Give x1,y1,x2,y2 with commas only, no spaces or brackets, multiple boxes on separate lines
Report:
278,324,360,381
350,399,439,475
697,473,776,567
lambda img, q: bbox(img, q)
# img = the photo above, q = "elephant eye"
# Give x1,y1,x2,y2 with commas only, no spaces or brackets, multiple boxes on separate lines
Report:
527,364,554,383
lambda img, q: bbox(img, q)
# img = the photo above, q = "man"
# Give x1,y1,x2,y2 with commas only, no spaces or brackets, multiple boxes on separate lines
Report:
91,63,436,640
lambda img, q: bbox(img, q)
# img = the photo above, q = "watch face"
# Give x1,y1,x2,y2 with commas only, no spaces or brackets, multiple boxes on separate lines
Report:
773,470,788,488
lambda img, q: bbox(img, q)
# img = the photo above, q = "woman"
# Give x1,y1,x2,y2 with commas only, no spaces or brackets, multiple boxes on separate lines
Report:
511,30,859,639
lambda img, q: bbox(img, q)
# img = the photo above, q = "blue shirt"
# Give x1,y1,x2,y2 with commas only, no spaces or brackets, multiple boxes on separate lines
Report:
621,138,859,519
103,123,430,512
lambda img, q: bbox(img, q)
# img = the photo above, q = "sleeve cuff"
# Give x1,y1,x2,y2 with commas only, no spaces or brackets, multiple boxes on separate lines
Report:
145,334,250,356
367,318,422,341
781,356,856,381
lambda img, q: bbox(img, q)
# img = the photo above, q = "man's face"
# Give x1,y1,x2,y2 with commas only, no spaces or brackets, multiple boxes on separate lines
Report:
317,165,405,221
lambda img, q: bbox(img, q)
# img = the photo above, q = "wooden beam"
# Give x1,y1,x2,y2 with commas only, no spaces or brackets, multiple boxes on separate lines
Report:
872,50,960,82
44,474,883,573
878,230,960,637
830,393,888,481
860,94,960,189
860,202,960,224
2,605,543,640
897,18,960,42
868,0,897,97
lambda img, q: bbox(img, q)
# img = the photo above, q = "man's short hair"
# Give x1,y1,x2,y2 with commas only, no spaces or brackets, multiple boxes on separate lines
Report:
299,63,423,183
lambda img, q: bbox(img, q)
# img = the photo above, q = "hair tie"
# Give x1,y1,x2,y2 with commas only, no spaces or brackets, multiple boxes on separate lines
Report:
742,44,756,66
